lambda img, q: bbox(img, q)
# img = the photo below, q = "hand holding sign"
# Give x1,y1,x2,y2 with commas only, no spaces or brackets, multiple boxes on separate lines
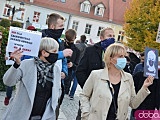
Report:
142,75,154,89
10,48,23,65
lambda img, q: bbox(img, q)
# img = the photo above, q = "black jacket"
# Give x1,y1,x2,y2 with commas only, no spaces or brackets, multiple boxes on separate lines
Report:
76,42,105,88
64,42,80,71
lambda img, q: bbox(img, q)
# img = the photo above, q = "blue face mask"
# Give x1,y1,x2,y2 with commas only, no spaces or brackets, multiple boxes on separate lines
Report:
101,38,115,50
115,58,127,70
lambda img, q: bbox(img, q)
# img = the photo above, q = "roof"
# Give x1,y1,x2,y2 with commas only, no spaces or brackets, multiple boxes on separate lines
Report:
16,0,132,25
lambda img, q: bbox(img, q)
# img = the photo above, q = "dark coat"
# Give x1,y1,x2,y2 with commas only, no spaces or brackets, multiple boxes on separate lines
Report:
76,42,105,88
132,71,160,115
64,42,80,72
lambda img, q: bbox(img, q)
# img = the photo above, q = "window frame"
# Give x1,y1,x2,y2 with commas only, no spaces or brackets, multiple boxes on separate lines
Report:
84,24,92,34
117,31,125,42
94,4,105,17
33,11,40,23
72,21,79,31
60,0,66,3
97,26,104,36
80,1,91,13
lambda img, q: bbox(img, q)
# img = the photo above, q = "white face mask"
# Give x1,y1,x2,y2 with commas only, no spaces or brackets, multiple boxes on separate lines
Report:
0,35,2,39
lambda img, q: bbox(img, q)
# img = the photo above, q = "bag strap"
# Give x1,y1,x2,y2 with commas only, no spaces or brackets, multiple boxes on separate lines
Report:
107,80,117,116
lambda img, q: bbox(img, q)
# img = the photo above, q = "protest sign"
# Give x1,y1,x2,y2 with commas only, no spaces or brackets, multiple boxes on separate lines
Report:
156,23,160,43
144,47,158,79
6,26,42,57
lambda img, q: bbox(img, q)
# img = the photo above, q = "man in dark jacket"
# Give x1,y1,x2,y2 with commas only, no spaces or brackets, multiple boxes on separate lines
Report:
41,13,72,119
76,27,115,119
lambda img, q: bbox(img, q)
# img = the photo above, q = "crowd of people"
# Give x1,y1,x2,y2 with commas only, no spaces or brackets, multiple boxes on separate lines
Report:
1,12,160,120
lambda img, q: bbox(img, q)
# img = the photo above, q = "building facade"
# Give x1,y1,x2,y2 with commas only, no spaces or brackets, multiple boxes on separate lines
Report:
0,0,132,43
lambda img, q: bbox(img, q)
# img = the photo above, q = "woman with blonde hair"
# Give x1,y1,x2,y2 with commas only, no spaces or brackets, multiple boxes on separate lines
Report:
80,43,154,120
3,37,61,120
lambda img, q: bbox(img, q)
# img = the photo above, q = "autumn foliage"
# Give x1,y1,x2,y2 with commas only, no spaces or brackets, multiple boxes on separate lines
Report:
123,0,160,52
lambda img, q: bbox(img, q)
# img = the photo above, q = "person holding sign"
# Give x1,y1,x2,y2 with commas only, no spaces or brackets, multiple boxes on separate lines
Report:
130,48,160,120
4,25,38,106
80,43,154,120
130,71,160,120
2,37,61,120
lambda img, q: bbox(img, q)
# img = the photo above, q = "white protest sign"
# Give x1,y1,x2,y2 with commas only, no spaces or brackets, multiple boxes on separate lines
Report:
156,23,160,43
6,26,42,57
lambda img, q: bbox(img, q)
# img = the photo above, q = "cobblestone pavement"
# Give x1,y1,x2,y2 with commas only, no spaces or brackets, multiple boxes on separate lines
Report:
60,85,82,120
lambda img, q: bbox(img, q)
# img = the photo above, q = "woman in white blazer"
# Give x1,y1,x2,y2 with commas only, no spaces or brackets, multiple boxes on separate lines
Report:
3,37,61,120
80,43,154,120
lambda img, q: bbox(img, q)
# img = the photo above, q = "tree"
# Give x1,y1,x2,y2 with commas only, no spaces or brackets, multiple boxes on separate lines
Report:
11,21,22,28
0,26,9,91
0,19,10,28
123,0,160,52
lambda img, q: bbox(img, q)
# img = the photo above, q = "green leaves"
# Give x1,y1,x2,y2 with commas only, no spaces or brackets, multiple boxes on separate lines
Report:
0,26,9,91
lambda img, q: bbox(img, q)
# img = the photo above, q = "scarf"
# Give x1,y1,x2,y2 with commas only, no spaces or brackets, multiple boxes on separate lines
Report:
34,57,54,87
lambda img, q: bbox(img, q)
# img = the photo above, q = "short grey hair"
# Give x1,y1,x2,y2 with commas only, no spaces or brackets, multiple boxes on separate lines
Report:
39,37,59,56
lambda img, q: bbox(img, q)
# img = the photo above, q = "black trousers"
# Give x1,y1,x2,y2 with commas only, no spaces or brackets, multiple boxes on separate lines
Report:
64,70,72,94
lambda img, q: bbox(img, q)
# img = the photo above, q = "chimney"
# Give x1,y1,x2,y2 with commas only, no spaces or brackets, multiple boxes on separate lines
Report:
109,0,113,21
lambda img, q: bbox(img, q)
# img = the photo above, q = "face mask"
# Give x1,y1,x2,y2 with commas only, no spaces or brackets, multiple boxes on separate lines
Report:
101,38,115,50
0,35,2,39
67,42,74,47
45,51,58,64
149,60,154,66
47,28,64,40
114,58,127,70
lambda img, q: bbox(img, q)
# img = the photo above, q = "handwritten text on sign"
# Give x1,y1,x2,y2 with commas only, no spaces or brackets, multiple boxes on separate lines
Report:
6,26,42,57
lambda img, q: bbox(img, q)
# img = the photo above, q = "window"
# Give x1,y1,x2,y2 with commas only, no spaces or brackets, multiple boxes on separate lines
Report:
3,4,12,17
97,27,104,36
72,21,79,31
117,31,125,42
94,4,105,17
122,0,126,2
85,24,92,34
60,0,66,2
16,8,25,21
54,0,66,2
80,1,91,13
33,11,40,22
